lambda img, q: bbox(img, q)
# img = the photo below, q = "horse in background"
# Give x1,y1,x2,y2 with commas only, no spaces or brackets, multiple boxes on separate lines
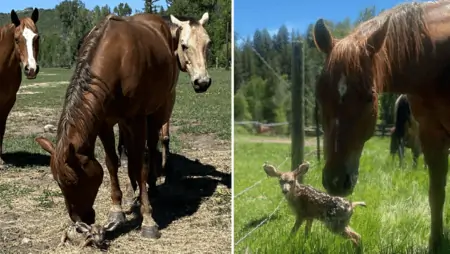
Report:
389,94,422,168
0,9,40,169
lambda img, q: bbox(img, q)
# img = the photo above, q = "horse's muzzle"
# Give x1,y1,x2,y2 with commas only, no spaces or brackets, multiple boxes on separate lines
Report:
24,64,39,79
322,170,358,197
193,77,211,93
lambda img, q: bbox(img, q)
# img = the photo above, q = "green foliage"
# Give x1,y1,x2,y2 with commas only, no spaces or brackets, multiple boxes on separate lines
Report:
234,6,397,135
0,0,230,69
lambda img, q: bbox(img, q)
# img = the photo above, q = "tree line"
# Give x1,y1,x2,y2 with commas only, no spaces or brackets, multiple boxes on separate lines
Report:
234,6,397,135
0,0,231,68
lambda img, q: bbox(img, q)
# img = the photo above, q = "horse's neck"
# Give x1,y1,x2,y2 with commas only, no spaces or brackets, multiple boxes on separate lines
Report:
57,101,104,156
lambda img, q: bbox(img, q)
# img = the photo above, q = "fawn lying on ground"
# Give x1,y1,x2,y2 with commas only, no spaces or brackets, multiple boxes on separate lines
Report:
59,221,108,249
263,161,366,246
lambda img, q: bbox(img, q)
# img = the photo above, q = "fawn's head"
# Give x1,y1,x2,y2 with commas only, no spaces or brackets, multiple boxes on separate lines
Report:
263,162,310,194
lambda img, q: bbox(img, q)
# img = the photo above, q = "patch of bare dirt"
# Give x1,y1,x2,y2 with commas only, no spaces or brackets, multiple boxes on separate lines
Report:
7,108,59,137
21,81,69,89
0,130,231,253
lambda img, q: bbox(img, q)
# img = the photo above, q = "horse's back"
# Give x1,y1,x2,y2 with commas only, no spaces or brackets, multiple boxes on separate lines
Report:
91,14,177,117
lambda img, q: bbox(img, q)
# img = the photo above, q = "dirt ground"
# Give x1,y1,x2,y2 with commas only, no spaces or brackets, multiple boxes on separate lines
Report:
0,83,231,253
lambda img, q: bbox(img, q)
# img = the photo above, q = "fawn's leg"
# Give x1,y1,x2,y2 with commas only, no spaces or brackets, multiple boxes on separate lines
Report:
340,226,360,247
304,219,313,238
290,216,304,235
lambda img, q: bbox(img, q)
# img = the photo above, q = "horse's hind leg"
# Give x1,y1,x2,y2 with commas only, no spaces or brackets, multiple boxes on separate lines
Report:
119,123,139,214
160,121,172,182
128,118,160,239
398,139,405,168
98,122,126,231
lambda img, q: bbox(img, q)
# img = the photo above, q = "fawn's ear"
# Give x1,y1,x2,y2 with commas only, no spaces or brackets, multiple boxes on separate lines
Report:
293,162,310,178
263,163,281,178
75,221,91,234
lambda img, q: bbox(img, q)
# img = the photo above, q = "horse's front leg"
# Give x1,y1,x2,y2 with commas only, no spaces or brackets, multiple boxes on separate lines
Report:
420,127,448,253
98,122,126,231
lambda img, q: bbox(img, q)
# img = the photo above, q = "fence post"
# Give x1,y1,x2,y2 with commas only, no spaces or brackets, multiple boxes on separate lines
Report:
291,38,305,181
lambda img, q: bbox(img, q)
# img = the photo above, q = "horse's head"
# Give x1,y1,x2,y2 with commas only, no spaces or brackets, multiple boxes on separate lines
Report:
313,17,390,197
35,137,103,224
170,12,212,93
11,8,40,79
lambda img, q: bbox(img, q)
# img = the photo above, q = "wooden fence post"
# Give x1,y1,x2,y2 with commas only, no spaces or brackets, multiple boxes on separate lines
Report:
291,38,305,181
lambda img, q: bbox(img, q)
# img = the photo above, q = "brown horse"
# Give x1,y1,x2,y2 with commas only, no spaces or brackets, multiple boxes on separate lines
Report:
313,1,450,251
0,9,40,168
35,13,188,239
117,13,212,181
389,94,422,168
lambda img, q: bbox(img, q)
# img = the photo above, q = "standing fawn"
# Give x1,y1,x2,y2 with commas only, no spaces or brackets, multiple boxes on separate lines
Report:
263,162,366,246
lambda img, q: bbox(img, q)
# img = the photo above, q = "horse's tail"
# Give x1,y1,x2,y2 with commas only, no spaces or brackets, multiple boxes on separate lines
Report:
394,94,411,138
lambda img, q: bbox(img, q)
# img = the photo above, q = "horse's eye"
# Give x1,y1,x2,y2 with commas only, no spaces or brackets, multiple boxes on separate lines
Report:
15,38,19,44
181,44,188,51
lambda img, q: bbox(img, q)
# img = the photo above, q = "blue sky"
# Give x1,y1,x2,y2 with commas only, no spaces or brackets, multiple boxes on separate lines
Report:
0,0,167,13
234,0,429,42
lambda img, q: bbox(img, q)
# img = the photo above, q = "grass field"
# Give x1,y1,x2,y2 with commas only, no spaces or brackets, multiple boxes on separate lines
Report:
234,134,450,254
0,68,231,253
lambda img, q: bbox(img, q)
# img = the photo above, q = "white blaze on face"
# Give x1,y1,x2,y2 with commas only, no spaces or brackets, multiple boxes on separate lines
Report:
338,74,347,100
23,27,37,70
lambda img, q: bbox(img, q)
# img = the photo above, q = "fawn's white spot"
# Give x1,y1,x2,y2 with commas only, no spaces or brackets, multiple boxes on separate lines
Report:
23,28,37,70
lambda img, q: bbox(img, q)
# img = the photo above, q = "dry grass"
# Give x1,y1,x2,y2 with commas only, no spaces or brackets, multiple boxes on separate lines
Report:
0,68,231,254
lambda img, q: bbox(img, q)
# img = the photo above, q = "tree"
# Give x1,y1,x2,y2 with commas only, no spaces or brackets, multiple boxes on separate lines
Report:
114,3,132,16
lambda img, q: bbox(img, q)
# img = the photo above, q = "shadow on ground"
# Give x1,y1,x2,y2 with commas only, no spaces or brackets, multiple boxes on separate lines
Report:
107,152,231,241
243,213,282,232
2,151,50,168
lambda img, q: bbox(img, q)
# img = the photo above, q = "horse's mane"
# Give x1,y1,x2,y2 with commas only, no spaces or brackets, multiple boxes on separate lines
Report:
56,15,120,158
327,2,429,93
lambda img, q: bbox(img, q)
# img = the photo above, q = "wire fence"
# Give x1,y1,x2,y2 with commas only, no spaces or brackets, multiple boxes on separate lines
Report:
233,32,322,248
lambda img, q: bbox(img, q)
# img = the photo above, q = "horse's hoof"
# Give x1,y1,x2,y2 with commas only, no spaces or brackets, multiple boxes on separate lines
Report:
104,212,126,231
141,226,161,239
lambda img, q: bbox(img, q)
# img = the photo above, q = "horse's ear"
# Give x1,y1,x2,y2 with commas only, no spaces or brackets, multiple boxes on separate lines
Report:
366,17,390,56
10,10,20,27
170,14,183,27
199,12,209,25
313,18,334,54
35,137,55,155
31,8,39,24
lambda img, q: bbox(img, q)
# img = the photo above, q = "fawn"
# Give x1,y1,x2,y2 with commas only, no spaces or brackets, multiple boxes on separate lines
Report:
263,161,366,246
